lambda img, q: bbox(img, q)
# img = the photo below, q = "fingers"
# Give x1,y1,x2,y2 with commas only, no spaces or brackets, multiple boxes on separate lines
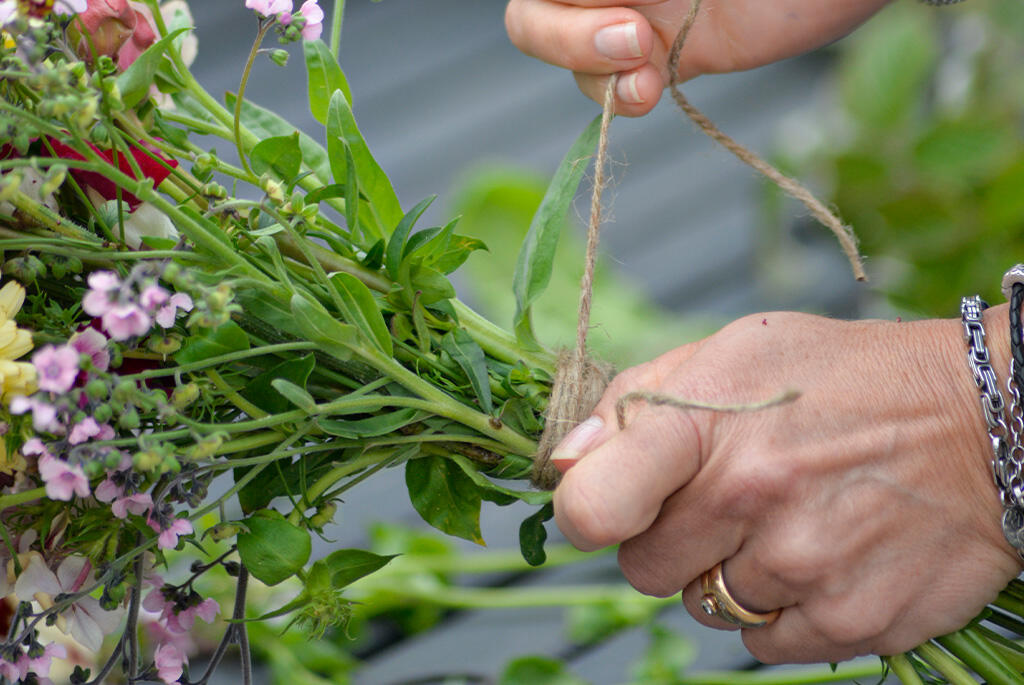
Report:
505,0,664,115
506,0,654,72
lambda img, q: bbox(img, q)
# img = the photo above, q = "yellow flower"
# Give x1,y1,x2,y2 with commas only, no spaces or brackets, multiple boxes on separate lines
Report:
0,277,35,402
0,434,26,477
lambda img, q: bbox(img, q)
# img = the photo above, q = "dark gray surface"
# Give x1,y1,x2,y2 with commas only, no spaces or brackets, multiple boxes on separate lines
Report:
188,1,877,682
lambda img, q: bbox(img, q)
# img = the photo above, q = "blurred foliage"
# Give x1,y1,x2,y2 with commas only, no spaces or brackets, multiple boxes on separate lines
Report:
446,167,713,368
778,0,1024,316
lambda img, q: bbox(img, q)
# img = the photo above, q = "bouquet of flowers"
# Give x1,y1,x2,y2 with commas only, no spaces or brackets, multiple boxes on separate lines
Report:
1,2,1024,684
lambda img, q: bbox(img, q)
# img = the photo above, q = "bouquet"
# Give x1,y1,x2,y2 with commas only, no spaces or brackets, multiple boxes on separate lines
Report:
0,1,1022,684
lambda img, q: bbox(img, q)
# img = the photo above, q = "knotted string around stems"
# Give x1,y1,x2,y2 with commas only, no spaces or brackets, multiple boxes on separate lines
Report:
531,0,854,489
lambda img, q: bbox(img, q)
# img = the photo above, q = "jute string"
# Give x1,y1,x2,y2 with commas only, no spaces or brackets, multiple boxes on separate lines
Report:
530,0,853,489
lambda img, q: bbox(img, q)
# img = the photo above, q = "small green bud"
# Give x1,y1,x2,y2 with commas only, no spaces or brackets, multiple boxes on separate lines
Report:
202,182,227,200
118,408,140,430
261,175,285,204
160,455,180,474
93,403,113,424
104,450,123,470
85,379,108,400
205,522,241,542
40,165,67,197
133,449,161,472
83,460,104,479
112,379,137,402
0,172,22,204
146,333,182,356
171,382,200,411
309,501,337,528
269,49,290,67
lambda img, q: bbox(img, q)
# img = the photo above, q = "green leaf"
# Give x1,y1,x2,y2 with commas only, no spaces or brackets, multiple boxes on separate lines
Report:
174,320,250,365
385,195,436,279
405,455,485,545
513,115,601,346
316,549,397,589
361,239,385,271
318,408,421,438
290,293,358,361
226,93,331,185
440,328,493,413
519,502,553,567
913,118,1018,187
251,132,304,181
236,510,312,586
326,90,402,238
270,379,317,413
328,272,392,355
499,657,587,685
304,39,352,125
241,355,316,415
343,142,360,238
117,28,189,108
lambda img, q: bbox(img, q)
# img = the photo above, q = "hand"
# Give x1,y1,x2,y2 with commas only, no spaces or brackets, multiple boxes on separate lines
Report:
550,310,1023,663
505,0,894,116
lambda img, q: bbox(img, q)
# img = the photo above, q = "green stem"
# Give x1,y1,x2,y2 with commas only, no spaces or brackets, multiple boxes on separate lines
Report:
330,0,345,59
886,654,924,685
0,487,45,512
676,661,885,685
913,641,984,685
352,582,677,610
235,22,272,177
286,449,390,524
936,628,1023,685
119,342,318,382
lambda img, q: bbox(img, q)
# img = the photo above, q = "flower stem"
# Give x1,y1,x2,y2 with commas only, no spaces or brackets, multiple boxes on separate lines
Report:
913,641,983,685
330,0,346,59
886,654,924,685
0,487,45,512
235,22,272,178
676,661,885,685
935,628,1022,685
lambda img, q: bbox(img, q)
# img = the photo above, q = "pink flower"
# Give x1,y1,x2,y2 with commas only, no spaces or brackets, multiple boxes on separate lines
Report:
155,293,193,328
82,271,121,317
298,0,323,40
140,284,169,311
69,417,101,445
71,0,137,61
102,303,152,340
55,0,89,14
26,643,66,680
246,0,291,17
15,555,124,652
0,655,26,682
143,585,219,634
38,455,91,501
148,516,192,550
154,642,186,684
0,1,18,28
32,345,80,393
70,327,110,372
11,399,63,434
96,478,153,519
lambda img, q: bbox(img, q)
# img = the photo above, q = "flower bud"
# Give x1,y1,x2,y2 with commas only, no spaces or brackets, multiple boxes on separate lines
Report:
70,0,138,64
269,49,290,67
171,382,200,411
205,523,241,542
86,379,109,400
40,165,67,197
261,175,285,204
147,333,182,356
118,408,140,430
0,172,23,204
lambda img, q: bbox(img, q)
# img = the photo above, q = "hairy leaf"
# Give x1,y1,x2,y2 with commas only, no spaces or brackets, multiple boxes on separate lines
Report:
236,510,311,586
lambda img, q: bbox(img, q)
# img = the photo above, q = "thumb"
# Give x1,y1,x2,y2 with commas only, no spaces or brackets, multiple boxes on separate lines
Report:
553,400,706,551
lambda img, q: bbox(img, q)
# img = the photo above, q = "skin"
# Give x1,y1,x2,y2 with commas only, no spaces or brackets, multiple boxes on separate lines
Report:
506,0,1024,662
505,0,894,116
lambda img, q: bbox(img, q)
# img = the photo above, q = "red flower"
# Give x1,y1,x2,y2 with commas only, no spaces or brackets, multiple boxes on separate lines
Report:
45,137,178,210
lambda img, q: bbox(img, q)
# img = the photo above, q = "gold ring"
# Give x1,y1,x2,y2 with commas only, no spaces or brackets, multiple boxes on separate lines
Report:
699,562,780,629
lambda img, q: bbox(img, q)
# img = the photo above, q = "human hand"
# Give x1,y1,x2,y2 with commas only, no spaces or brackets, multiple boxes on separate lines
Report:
505,0,894,116
550,310,1023,663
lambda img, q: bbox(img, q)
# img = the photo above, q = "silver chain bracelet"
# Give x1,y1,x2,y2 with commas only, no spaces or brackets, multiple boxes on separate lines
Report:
961,296,1024,554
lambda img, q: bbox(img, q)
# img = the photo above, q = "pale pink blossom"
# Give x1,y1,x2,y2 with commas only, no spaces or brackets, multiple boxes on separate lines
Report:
155,293,193,328
32,345,80,393
26,642,66,680
0,655,25,682
298,0,324,40
82,271,121,317
140,284,169,311
102,303,152,340
0,1,17,28
246,0,291,17
38,455,90,501
10,397,63,434
148,516,192,550
154,642,186,684
55,0,88,14
68,417,101,445
70,327,110,372
143,585,219,634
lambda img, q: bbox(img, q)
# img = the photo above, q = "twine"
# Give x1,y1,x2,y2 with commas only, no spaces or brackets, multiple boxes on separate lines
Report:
530,0,852,488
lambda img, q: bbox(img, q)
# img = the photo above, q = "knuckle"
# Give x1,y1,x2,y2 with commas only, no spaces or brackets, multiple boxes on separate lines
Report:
617,542,678,597
807,605,891,648
713,455,791,520
759,527,826,589
555,470,629,548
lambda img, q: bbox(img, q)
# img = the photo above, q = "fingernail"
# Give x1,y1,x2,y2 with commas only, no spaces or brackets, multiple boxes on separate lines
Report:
595,22,642,60
551,416,605,464
616,72,644,104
